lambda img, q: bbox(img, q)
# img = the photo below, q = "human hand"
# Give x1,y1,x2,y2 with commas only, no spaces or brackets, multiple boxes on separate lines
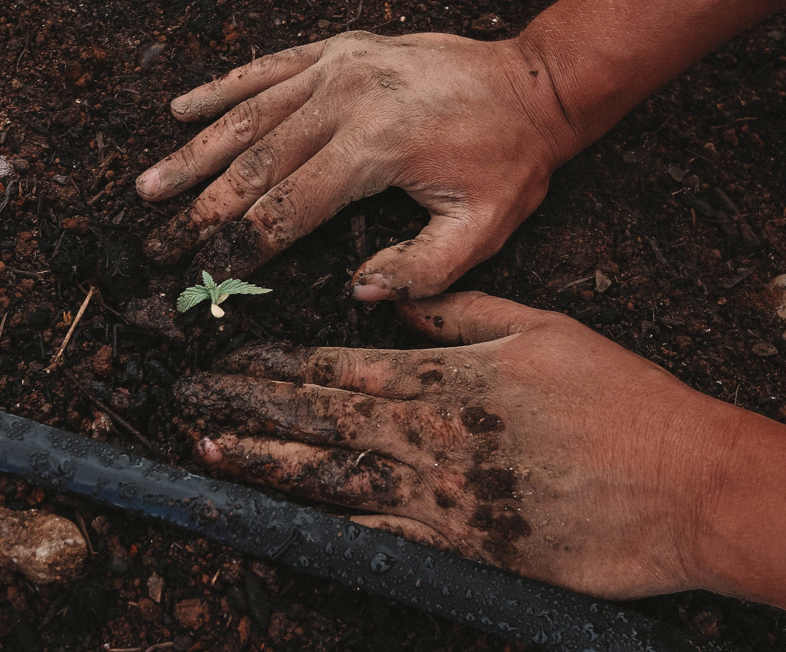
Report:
171,291,752,601
136,31,575,300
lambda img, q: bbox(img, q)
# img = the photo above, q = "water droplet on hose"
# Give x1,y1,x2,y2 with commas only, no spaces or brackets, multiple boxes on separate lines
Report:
346,524,361,541
298,555,310,568
423,556,434,569
325,543,334,555
370,551,396,574
533,629,548,644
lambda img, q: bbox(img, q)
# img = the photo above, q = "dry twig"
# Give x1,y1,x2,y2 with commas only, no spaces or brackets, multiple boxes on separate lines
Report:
64,369,153,450
46,285,95,372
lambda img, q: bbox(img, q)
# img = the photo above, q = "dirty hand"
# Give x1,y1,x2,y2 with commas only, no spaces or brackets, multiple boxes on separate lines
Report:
172,292,786,604
136,31,573,299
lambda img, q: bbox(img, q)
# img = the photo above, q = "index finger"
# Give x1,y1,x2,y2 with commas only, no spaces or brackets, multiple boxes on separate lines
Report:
170,40,325,122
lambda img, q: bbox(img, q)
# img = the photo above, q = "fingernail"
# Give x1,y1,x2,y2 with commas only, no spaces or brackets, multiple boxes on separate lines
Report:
352,273,393,301
171,96,191,115
136,168,161,197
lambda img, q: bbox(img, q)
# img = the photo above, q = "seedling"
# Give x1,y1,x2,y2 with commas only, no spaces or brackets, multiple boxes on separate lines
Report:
177,271,272,318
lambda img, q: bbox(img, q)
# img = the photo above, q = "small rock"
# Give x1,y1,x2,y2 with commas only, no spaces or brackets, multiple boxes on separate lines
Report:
89,410,113,437
667,164,687,183
752,341,778,357
52,174,69,185
0,506,87,584
675,335,693,351
0,155,15,181
91,344,113,377
769,275,786,320
175,598,210,630
470,13,505,34
594,269,612,293
139,42,166,69
148,571,164,603
316,19,331,30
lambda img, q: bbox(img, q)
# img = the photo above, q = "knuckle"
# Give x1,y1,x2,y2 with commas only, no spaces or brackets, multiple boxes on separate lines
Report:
228,142,276,194
177,143,200,174
306,349,346,387
223,100,258,145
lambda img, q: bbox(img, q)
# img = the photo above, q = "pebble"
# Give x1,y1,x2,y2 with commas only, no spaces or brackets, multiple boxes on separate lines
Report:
470,13,505,34
0,155,15,181
91,344,113,377
594,269,612,293
175,598,210,630
139,42,166,69
769,274,786,321
148,571,164,603
0,506,87,584
89,410,113,437
752,341,778,357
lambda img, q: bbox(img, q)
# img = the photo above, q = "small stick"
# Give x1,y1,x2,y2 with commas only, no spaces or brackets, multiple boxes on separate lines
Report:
64,369,153,450
557,275,593,293
46,285,95,372
347,0,364,25
6,266,50,278
0,311,7,340
74,510,95,555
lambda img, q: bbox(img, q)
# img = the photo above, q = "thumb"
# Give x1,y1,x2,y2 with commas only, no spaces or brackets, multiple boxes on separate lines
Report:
397,291,543,344
351,211,509,302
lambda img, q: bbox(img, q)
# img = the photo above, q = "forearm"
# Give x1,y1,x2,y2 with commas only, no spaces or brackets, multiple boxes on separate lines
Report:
518,0,785,160
693,404,786,608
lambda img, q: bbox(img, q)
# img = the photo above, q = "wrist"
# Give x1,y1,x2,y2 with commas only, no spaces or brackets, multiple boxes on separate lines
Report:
690,404,786,608
515,0,785,160
491,37,583,170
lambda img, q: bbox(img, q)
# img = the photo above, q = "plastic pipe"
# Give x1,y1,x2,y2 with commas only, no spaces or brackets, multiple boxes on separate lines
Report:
0,410,693,649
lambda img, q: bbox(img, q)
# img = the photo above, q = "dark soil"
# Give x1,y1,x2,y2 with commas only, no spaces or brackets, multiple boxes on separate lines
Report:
2,0,786,649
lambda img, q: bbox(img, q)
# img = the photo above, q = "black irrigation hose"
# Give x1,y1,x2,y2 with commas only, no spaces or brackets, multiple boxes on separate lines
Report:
0,410,719,651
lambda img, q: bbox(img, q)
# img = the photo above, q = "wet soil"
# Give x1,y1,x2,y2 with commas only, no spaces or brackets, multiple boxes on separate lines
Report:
1,0,786,649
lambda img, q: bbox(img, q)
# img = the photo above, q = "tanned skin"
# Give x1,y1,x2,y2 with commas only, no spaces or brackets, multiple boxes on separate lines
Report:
138,1,786,608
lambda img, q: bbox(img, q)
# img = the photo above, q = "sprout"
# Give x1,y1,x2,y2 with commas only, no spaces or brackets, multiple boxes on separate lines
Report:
176,271,272,318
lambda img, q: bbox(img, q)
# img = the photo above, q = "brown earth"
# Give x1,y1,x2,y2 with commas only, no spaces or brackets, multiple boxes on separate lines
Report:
1,0,785,649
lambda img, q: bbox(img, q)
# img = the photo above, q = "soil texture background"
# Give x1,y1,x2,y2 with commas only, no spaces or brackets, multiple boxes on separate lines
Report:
1,0,786,649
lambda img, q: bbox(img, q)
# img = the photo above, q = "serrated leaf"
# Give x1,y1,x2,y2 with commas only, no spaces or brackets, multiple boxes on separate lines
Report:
176,286,210,313
216,278,273,297
201,270,217,289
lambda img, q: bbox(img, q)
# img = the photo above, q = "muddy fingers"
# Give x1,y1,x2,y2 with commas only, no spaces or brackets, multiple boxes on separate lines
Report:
350,514,452,552
173,373,467,464
194,432,421,511
215,343,489,400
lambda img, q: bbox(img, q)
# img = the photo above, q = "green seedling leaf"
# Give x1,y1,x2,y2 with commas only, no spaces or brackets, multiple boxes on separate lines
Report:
176,286,211,312
177,272,273,318
202,270,217,289
216,278,273,297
